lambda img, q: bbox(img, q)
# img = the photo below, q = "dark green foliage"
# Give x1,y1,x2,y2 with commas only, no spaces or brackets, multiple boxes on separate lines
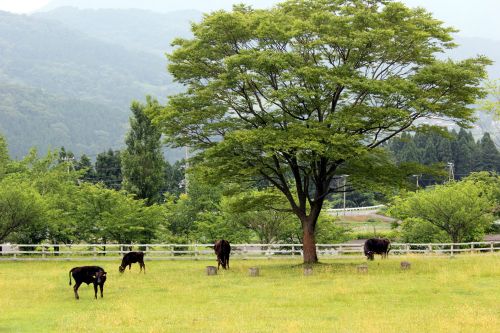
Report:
76,154,96,182
477,133,500,172
388,128,500,182
95,149,122,190
122,98,166,205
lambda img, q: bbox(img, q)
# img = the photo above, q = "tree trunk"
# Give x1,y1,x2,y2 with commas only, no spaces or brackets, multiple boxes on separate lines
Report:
302,219,318,264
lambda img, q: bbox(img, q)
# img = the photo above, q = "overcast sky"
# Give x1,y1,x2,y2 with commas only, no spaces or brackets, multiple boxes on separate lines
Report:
0,0,499,40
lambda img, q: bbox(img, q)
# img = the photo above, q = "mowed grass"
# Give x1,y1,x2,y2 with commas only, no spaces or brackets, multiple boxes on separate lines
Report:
0,255,499,333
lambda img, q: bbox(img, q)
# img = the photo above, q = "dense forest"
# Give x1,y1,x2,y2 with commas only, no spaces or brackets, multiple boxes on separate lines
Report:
388,129,500,183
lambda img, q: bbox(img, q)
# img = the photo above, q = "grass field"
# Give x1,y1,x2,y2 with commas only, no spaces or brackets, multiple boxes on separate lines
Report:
1,255,499,333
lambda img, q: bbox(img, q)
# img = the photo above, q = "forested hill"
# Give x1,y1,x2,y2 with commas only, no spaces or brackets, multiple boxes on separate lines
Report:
0,10,186,159
0,82,125,158
34,7,201,55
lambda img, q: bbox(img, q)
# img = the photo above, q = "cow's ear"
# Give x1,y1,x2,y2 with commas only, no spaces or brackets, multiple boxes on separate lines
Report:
92,275,96,279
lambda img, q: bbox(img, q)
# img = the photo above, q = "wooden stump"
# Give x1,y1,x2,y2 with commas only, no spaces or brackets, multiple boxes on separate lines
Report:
248,267,260,277
206,266,217,275
400,261,411,270
357,264,368,273
303,267,313,276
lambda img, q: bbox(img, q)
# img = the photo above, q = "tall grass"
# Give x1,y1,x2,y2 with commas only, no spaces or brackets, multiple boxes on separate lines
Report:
0,254,498,332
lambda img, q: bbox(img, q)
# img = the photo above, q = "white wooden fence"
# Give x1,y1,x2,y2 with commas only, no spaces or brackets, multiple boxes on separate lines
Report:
0,241,498,261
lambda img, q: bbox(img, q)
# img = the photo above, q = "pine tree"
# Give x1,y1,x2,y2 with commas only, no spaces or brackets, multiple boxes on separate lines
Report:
121,97,166,205
95,149,122,190
76,154,96,182
477,133,500,172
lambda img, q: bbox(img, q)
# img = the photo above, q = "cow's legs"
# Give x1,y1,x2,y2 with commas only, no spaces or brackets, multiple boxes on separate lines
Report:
129,264,131,271
93,283,98,299
73,282,82,299
141,261,146,274
99,284,104,298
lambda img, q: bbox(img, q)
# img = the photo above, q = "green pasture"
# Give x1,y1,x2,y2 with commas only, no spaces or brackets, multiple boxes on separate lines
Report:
0,255,499,332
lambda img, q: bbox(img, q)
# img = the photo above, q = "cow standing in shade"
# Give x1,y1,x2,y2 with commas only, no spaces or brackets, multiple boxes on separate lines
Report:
69,266,107,299
119,251,145,273
214,239,231,270
364,238,391,260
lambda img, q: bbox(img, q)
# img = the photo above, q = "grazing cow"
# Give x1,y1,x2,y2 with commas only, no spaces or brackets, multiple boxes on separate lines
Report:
119,251,145,273
69,266,107,299
364,238,391,260
214,239,231,270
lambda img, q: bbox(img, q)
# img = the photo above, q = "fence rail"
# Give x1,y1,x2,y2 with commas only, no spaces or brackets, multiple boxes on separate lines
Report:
1,241,499,261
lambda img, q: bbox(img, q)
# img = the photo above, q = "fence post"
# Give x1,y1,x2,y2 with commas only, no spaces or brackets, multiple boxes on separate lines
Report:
428,244,432,254
93,246,97,260
42,245,46,259
405,244,410,255
491,242,494,253
338,245,343,256
292,245,295,258
194,243,198,260
470,243,474,254
450,244,454,256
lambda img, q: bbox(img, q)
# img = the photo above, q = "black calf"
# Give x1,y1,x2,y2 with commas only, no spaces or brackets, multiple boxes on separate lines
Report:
69,266,107,299
119,251,145,273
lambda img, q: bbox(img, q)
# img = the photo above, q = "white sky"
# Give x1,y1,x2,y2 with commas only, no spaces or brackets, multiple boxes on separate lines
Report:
0,0,498,40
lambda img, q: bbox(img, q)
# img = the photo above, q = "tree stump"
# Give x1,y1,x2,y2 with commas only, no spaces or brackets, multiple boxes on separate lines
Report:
303,267,313,276
357,264,368,273
249,267,260,277
400,261,411,270
206,266,217,275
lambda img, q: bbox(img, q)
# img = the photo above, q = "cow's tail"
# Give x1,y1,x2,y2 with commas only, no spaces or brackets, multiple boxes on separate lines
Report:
69,268,73,285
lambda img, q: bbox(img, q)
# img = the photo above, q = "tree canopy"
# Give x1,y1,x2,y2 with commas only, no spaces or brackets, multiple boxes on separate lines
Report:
149,0,490,263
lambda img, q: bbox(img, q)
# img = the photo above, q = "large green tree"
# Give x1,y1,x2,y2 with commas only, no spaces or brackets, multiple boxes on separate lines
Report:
122,97,166,205
151,0,489,263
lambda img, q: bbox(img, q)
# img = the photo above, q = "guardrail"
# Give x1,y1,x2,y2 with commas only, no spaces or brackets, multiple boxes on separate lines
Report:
326,204,386,213
0,241,498,261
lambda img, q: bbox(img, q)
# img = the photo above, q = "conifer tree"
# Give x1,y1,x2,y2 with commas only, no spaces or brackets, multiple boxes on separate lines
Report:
122,97,166,205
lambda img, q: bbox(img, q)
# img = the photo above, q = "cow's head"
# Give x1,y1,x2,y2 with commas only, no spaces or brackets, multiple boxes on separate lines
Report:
366,251,375,260
118,265,125,273
94,271,107,284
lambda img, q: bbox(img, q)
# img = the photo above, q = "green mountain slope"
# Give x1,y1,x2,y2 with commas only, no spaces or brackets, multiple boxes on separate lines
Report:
0,10,186,159
0,82,126,157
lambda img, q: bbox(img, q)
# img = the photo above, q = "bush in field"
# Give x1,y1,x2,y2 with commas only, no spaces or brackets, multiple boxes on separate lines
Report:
399,217,450,243
389,176,496,242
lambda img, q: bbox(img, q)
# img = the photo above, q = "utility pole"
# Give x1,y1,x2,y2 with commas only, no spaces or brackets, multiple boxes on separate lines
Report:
61,156,75,173
412,174,421,189
342,175,349,215
447,162,455,182
184,146,189,194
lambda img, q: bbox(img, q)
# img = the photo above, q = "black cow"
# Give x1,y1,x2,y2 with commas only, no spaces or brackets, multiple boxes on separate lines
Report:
364,238,391,260
214,239,231,270
119,251,145,273
69,266,107,299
